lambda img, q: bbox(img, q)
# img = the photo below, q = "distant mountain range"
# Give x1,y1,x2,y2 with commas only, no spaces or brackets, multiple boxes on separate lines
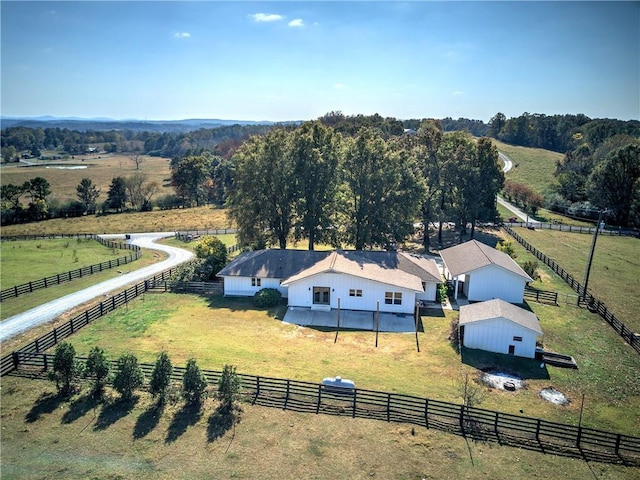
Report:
0,116,293,133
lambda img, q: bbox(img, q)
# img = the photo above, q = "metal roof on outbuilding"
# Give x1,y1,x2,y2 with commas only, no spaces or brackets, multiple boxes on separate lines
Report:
459,299,542,335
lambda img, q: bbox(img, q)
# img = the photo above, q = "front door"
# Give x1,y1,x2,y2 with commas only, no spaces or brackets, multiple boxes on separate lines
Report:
508,345,515,355
313,286,330,305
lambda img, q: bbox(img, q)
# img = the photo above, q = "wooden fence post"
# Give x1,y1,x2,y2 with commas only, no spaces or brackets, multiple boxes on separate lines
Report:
43,354,48,371
352,390,357,418
424,399,429,429
615,434,622,456
12,352,19,369
35,339,40,352
536,419,541,443
53,328,57,344
494,412,499,437
386,393,391,422
284,379,290,410
459,405,465,434
316,385,322,414
70,319,74,334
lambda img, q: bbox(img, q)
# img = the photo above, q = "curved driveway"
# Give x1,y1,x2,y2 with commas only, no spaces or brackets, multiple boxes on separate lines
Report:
0,232,193,342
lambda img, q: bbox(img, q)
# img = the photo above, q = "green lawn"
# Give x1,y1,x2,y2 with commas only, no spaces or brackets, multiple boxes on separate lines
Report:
494,139,564,195
62,292,640,436
506,227,640,333
0,248,165,321
0,238,127,288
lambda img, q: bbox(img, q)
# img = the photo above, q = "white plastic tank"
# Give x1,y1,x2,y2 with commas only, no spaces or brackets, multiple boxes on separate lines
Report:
321,376,355,392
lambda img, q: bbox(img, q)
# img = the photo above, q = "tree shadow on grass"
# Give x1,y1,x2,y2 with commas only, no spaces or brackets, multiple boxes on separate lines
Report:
25,391,66,423
94,396,138,431
61,393,101,424
165,402,203,444
206,404,241,443
133,401,164,439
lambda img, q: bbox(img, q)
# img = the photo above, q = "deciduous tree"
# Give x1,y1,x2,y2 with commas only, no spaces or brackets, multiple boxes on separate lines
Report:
113,353,144,402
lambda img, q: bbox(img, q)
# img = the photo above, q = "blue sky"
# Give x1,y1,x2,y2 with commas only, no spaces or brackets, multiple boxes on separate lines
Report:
2,1,638,122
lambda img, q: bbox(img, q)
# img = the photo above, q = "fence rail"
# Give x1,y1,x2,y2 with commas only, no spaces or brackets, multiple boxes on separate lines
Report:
523,286,558,305
504,225,640,355
505,221,638,237
174,229,237,242
0,235,141,302
147,280,223,295
8,351,640,466
0,268,175,377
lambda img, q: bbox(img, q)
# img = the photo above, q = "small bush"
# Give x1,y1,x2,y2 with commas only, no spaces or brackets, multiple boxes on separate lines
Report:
182,358,207,406
113,353,144,402
254,288,282,308
496,240,517,258
436,283,448,304
448,316,461,353
522,260,541,281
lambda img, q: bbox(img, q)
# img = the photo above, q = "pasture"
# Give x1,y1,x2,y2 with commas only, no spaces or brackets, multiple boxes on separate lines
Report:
0,237,124,287
0,153,172,203
60,290,640,436
3,376,637,480
507,227,640,333
494,139,564,195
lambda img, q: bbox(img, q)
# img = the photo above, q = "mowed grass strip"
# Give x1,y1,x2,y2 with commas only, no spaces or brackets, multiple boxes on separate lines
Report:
508,227,640,333
64,292,640,434
4,377,637,480
0,238,129,287
0,248,166,321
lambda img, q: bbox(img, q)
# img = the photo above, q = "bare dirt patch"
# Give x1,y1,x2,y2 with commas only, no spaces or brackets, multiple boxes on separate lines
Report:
539,387,570,405
481,370,525,391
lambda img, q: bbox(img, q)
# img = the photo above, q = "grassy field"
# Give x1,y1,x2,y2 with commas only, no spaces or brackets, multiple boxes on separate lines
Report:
494,139,564,195
3,377,637,480
0,205,231,236
56,289,640,436
506,227,640,333
0,237,128,287
0,248,165,321
0,154,173,203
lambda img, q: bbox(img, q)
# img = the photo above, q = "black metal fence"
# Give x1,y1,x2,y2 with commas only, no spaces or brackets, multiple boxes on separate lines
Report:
0,268,175,377
8,352,640,466
505,221,638,237
504,225,639,355
0,236,141,302
174,229,237,242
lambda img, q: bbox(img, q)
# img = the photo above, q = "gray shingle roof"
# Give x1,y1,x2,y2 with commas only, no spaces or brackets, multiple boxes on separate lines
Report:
217,249,441,289
459,299,542,335
439,239,532,281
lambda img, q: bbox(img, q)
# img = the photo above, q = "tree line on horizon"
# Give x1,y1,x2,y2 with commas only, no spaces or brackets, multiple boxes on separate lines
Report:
2,112,638,229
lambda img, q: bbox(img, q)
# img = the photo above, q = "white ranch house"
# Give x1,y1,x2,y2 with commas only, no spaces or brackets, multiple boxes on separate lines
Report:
217,249,442,315
458,299,542,358
439,240,532,303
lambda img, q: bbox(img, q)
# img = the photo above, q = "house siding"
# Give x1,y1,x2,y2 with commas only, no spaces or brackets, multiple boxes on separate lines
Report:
462,317,538,358
287,272,417,314
222,276,288,297
416,282,437,302
465,265,527,303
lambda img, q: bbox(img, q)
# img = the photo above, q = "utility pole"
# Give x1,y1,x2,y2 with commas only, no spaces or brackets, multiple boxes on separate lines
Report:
582,209,604,306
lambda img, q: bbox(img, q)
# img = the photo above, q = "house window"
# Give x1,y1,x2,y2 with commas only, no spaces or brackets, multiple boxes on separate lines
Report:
422,282,427,291
513,336,523,342
385,292,402,305
252,278,261,287
349,289,363,297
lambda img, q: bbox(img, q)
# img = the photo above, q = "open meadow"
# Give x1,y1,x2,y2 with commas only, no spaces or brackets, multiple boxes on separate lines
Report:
493,139,564,195
3,375,637,480
0,153,173,203
1,237,127,287
506,227,640,333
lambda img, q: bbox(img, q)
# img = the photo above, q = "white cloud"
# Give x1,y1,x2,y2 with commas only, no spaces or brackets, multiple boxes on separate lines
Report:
452,90,464,96
333,83,347,89
251,13,284,23
173,32,191,39
288,18,304,27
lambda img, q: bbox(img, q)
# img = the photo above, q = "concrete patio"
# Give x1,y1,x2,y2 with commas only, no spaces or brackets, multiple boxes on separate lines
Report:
282,307,418,333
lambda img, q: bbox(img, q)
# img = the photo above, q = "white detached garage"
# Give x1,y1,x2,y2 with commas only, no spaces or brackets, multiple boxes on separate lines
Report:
459,299,542,358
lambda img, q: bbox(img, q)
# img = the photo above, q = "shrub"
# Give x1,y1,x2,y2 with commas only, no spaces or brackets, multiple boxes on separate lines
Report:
496,240,517,258
50,342,83,395
254,288,282,308
112,353,144,402
448,316,461,353
522,260,541,281
149,351,173,404
216,364,241,413
182,358,207,406
436,283,448,304
85,346,110,397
